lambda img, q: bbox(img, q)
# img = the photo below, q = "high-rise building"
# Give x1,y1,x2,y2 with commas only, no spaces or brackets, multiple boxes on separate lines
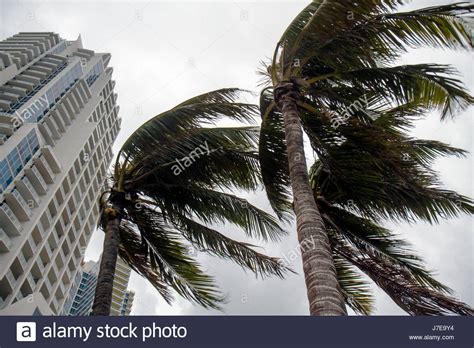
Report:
65,257,134,316
110,258,135,316
0,33,121,315
63,260,99,316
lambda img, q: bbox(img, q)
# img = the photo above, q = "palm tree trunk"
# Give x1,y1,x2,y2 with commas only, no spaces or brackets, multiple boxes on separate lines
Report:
276,84,346,315
92,205,122,315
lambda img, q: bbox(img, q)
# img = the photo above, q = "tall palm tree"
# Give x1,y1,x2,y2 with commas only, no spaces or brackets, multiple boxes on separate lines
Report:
92,89,289,315
258,1,474,315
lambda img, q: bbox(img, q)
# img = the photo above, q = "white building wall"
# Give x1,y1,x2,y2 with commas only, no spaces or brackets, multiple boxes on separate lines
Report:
0,32,121,315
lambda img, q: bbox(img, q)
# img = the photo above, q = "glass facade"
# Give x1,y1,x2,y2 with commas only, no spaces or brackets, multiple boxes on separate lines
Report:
0,129,40,193
68,269,97,316
85,60,104,87
120,291,132,315
50,41,67,55
14,60,83,123
7,62,68,115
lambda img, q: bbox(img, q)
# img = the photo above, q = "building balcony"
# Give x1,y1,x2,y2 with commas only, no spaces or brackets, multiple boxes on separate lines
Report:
0,202,22,236
43,279,52,294
36,223,47,239
55,104,71,126
50,110,66,132
41,146,62,173
4,189,32,221
29,65,52,74
36,260,45,274
23,69,48,80
44,117,61,140
7,79,34,91
4,270,17,291
77,81,91,102
25,165,48,195
16,176,40,206
54,219,66,238
49,231,58,248
61,98,76,120
15,74,40,85
18,251,29,268
0,227,12,252
67,93,80,114
24,273,36,291
27,234,37,253
43,242,53,259
33,156,54,184
72,89,84,108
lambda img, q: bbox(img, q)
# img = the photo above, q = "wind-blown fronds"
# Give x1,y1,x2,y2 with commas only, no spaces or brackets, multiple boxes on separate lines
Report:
123,126,262,192
319,202,450,292
118,215,223,309
259,89,292,220
117,89,258,177
169,213,289,278
274,1,473,77
99,89,289,310
308,119,474,224
139,187,286,242
311,64,474,119
334,255,374,315
317,201,473,315
260,2,474,221
331,232,473,315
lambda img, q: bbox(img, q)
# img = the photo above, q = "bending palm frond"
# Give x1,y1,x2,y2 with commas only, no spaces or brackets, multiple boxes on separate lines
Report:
94,89,290,314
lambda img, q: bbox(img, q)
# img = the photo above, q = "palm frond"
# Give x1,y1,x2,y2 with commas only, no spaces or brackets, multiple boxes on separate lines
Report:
103,89,291,310
117,88,258,174
117,223,175,305
334,255,374,315
316,64,474,119
124,126,262,192
297,3,473,72
173,88,251,108
333,234,473,315
170,212,291,278
144,187,286,242
258,89,293,220
309,134,474,224
276,0,405,65
121,207,224,309
319,202,450,292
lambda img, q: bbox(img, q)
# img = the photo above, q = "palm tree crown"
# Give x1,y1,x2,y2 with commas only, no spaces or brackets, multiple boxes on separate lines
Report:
92,89,290,315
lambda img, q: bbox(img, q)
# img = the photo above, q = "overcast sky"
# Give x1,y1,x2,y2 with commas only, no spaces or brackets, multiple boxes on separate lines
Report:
1,0,472,315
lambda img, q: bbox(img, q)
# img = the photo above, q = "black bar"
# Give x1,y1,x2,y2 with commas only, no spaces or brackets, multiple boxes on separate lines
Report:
2,316,473,347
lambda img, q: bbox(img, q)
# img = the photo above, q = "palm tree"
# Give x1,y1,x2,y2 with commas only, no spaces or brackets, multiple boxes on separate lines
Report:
92,88,289,315
308,99,473,315
258,1,474,315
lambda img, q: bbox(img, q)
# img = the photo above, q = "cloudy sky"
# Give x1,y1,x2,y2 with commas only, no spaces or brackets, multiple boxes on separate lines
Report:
1,0,472,315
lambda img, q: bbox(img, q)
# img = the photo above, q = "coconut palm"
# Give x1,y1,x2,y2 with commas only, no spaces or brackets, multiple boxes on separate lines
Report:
258,1,474,315
91,89,289,315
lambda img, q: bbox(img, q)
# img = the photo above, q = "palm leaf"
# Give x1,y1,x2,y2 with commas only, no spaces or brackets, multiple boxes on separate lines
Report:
258,89,292,220
333,255,374,315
